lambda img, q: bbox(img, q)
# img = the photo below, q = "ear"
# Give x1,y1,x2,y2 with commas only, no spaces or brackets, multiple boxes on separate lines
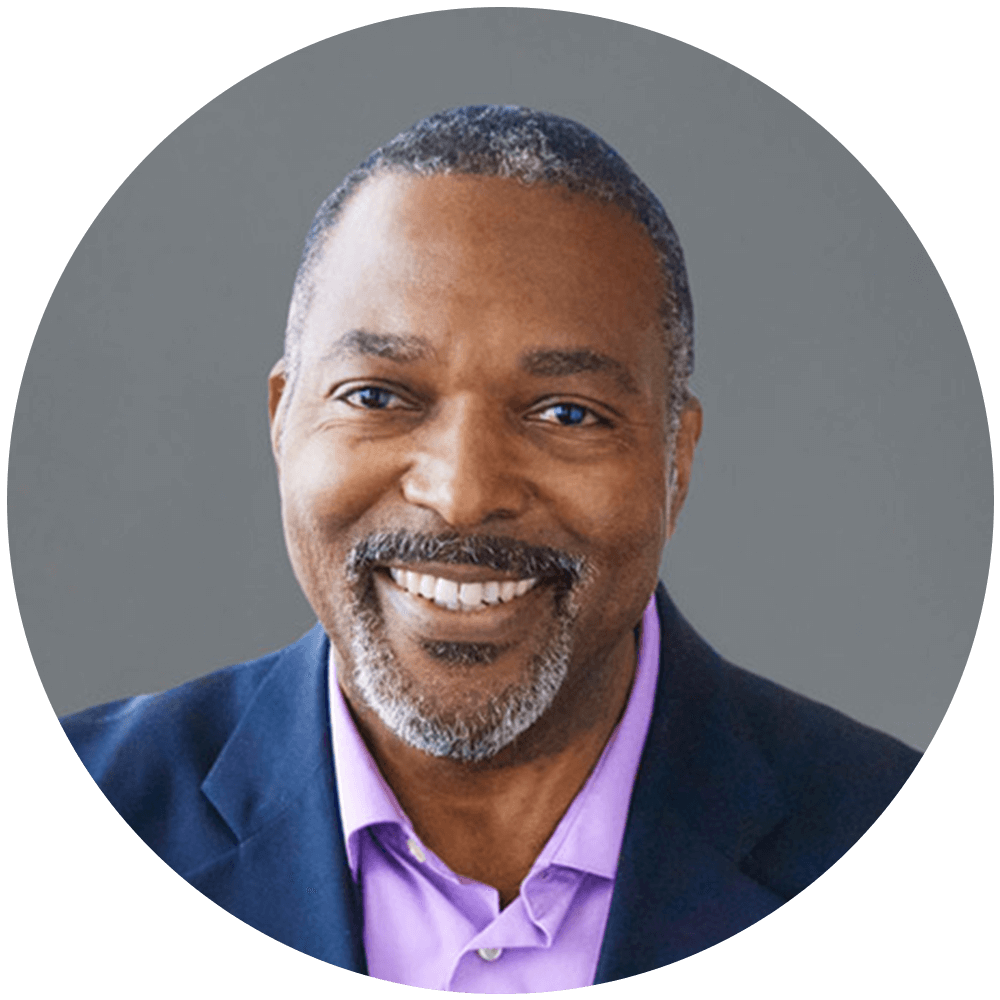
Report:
668,396,703,537
268,357,288,464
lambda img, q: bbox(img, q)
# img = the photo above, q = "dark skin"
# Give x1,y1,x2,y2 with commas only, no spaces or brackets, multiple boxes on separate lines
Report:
269,173,702,906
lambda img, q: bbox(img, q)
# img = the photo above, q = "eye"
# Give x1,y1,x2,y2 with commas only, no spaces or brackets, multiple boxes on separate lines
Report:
339,385,409,410
532,402,605,427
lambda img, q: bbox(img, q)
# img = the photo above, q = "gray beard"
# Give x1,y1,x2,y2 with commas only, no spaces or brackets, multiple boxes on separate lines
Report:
344,588,578,763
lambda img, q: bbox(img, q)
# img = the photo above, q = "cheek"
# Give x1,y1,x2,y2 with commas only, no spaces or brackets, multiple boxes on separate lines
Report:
542,462,667,651
279,435,400,553
544,461,668,569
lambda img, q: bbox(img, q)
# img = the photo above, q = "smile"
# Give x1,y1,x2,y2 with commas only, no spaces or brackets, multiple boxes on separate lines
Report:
388,567,539,611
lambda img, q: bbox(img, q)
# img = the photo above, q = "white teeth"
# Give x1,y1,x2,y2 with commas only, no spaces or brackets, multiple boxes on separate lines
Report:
387,569,538,611
458,582,484,609
434,577,460,609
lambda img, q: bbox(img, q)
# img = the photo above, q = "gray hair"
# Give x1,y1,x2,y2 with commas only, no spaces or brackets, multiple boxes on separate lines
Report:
285,104,694,431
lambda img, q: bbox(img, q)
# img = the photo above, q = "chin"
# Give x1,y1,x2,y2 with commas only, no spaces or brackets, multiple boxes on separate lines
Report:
340,573,582,763
311,528,603,761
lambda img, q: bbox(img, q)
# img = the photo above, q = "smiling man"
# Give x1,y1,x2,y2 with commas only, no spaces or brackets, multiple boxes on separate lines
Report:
62,106,920,991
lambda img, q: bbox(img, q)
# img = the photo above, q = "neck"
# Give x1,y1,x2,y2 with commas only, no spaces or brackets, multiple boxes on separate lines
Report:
341,627,638,905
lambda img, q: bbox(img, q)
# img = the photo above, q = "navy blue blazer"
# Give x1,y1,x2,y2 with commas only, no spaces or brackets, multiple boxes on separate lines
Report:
61,586,919,982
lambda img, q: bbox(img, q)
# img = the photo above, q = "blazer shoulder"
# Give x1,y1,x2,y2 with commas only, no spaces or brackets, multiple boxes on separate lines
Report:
715,657,921,785
654,585,922,897
714,657,922,895
654,585,920,797
61,648,282,786
59,625,330,880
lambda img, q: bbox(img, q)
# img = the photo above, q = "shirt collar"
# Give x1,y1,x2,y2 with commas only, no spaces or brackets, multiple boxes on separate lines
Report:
328,593,661,883
328,654,411,876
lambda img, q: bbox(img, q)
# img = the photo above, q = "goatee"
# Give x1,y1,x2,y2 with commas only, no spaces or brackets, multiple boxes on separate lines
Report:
340,531,587,762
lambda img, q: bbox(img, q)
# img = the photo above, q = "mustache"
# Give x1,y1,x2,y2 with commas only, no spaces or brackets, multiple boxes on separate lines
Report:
346,531,587,587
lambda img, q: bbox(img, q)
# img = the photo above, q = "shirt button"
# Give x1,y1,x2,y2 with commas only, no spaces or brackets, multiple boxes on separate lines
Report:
406,838,426,863
477,948,502,962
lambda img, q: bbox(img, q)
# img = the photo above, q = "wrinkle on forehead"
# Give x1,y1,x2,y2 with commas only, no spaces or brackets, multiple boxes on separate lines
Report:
309,174,665,331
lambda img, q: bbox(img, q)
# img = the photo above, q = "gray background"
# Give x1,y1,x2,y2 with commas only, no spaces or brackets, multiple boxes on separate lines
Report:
8,8,991,751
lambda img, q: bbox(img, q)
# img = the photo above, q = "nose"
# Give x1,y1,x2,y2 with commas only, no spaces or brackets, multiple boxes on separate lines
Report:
400,397,532,528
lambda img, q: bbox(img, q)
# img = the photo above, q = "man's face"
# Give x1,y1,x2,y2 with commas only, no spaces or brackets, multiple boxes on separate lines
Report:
270,172,698,762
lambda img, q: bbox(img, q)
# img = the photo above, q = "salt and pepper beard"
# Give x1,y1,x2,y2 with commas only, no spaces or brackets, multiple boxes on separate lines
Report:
339,532,587,763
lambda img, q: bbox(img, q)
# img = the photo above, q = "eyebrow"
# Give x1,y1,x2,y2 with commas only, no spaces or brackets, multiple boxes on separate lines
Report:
520,348,640,395
323,334,640,394
325,329,434,363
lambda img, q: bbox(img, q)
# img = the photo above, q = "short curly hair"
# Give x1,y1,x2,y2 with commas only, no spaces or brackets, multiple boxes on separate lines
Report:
285,104,694,430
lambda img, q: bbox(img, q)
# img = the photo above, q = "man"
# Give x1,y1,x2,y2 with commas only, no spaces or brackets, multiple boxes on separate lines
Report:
62,106,919,991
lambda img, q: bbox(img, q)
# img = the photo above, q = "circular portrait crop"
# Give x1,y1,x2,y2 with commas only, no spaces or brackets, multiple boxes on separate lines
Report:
8,6,992,995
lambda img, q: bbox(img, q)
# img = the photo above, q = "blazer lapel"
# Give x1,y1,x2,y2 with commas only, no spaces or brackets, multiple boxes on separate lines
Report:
188,589,787,980
197,624,367,973
594,586,789,983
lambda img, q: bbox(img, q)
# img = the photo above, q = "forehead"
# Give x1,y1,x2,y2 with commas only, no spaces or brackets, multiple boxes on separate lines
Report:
301,171,666,366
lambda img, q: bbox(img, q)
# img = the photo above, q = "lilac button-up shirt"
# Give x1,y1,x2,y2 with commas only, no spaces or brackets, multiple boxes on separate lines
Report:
328,594,660,993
